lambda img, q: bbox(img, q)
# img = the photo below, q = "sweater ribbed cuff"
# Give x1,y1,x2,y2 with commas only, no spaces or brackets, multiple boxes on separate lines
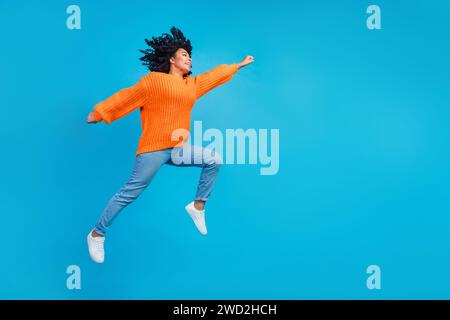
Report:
92,111,103,122
93,106,112,124
230,63,239,74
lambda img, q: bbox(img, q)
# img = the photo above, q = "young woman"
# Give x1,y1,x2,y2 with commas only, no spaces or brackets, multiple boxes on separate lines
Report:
86,26,254,263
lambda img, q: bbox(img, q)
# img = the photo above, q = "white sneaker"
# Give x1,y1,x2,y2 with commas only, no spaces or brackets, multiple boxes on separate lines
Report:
185,201,207,235
87,231,105,263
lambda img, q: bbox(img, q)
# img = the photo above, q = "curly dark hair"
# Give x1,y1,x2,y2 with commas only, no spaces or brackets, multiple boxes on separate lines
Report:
139,26,193,76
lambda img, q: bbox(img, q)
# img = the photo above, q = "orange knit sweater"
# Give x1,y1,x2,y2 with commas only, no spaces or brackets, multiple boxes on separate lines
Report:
92,64,239,156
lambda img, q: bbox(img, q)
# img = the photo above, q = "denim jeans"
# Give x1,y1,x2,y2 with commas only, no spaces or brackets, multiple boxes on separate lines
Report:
94,144,222,235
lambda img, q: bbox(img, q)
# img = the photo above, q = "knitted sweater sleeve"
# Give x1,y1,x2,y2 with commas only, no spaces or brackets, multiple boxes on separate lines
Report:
194,64,239,99
91,76,148,124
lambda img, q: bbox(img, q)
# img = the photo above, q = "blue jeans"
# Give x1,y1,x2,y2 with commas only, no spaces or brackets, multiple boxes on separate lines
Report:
94,144,222,235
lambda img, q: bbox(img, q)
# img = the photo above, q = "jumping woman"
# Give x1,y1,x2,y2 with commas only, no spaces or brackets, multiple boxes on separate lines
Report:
86,26,254,263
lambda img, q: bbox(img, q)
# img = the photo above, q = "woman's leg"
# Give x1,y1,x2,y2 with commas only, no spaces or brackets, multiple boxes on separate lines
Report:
167,144,222,205
93,150,170,236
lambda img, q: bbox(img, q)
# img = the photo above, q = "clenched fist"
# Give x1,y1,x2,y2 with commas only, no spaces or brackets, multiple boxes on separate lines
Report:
87,112,99,124
237,55,254,68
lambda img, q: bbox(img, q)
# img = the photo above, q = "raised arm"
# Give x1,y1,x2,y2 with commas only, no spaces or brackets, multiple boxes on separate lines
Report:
194,55,254,99
87,76,148,124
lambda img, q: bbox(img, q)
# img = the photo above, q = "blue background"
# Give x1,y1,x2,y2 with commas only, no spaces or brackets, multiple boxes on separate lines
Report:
1,0,449,299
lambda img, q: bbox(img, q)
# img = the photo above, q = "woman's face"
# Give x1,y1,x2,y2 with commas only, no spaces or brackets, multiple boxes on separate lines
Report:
170,48,192,75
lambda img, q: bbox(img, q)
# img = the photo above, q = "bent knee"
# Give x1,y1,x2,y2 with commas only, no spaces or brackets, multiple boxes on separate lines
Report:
204,149,223,166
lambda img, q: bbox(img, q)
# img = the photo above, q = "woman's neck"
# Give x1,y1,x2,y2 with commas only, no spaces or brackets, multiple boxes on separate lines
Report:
168,68,185,78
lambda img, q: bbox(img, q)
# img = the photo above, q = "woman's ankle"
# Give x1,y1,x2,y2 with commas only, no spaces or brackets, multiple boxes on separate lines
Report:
194,200,205,211
92,230,104,238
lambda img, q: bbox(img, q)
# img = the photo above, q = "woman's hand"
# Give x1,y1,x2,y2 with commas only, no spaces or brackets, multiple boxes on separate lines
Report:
87,112,99,124
237,55,254,69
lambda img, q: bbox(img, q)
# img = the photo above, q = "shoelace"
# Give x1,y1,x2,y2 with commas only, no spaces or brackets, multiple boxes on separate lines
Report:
92,237,105,251
194,212,205,224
